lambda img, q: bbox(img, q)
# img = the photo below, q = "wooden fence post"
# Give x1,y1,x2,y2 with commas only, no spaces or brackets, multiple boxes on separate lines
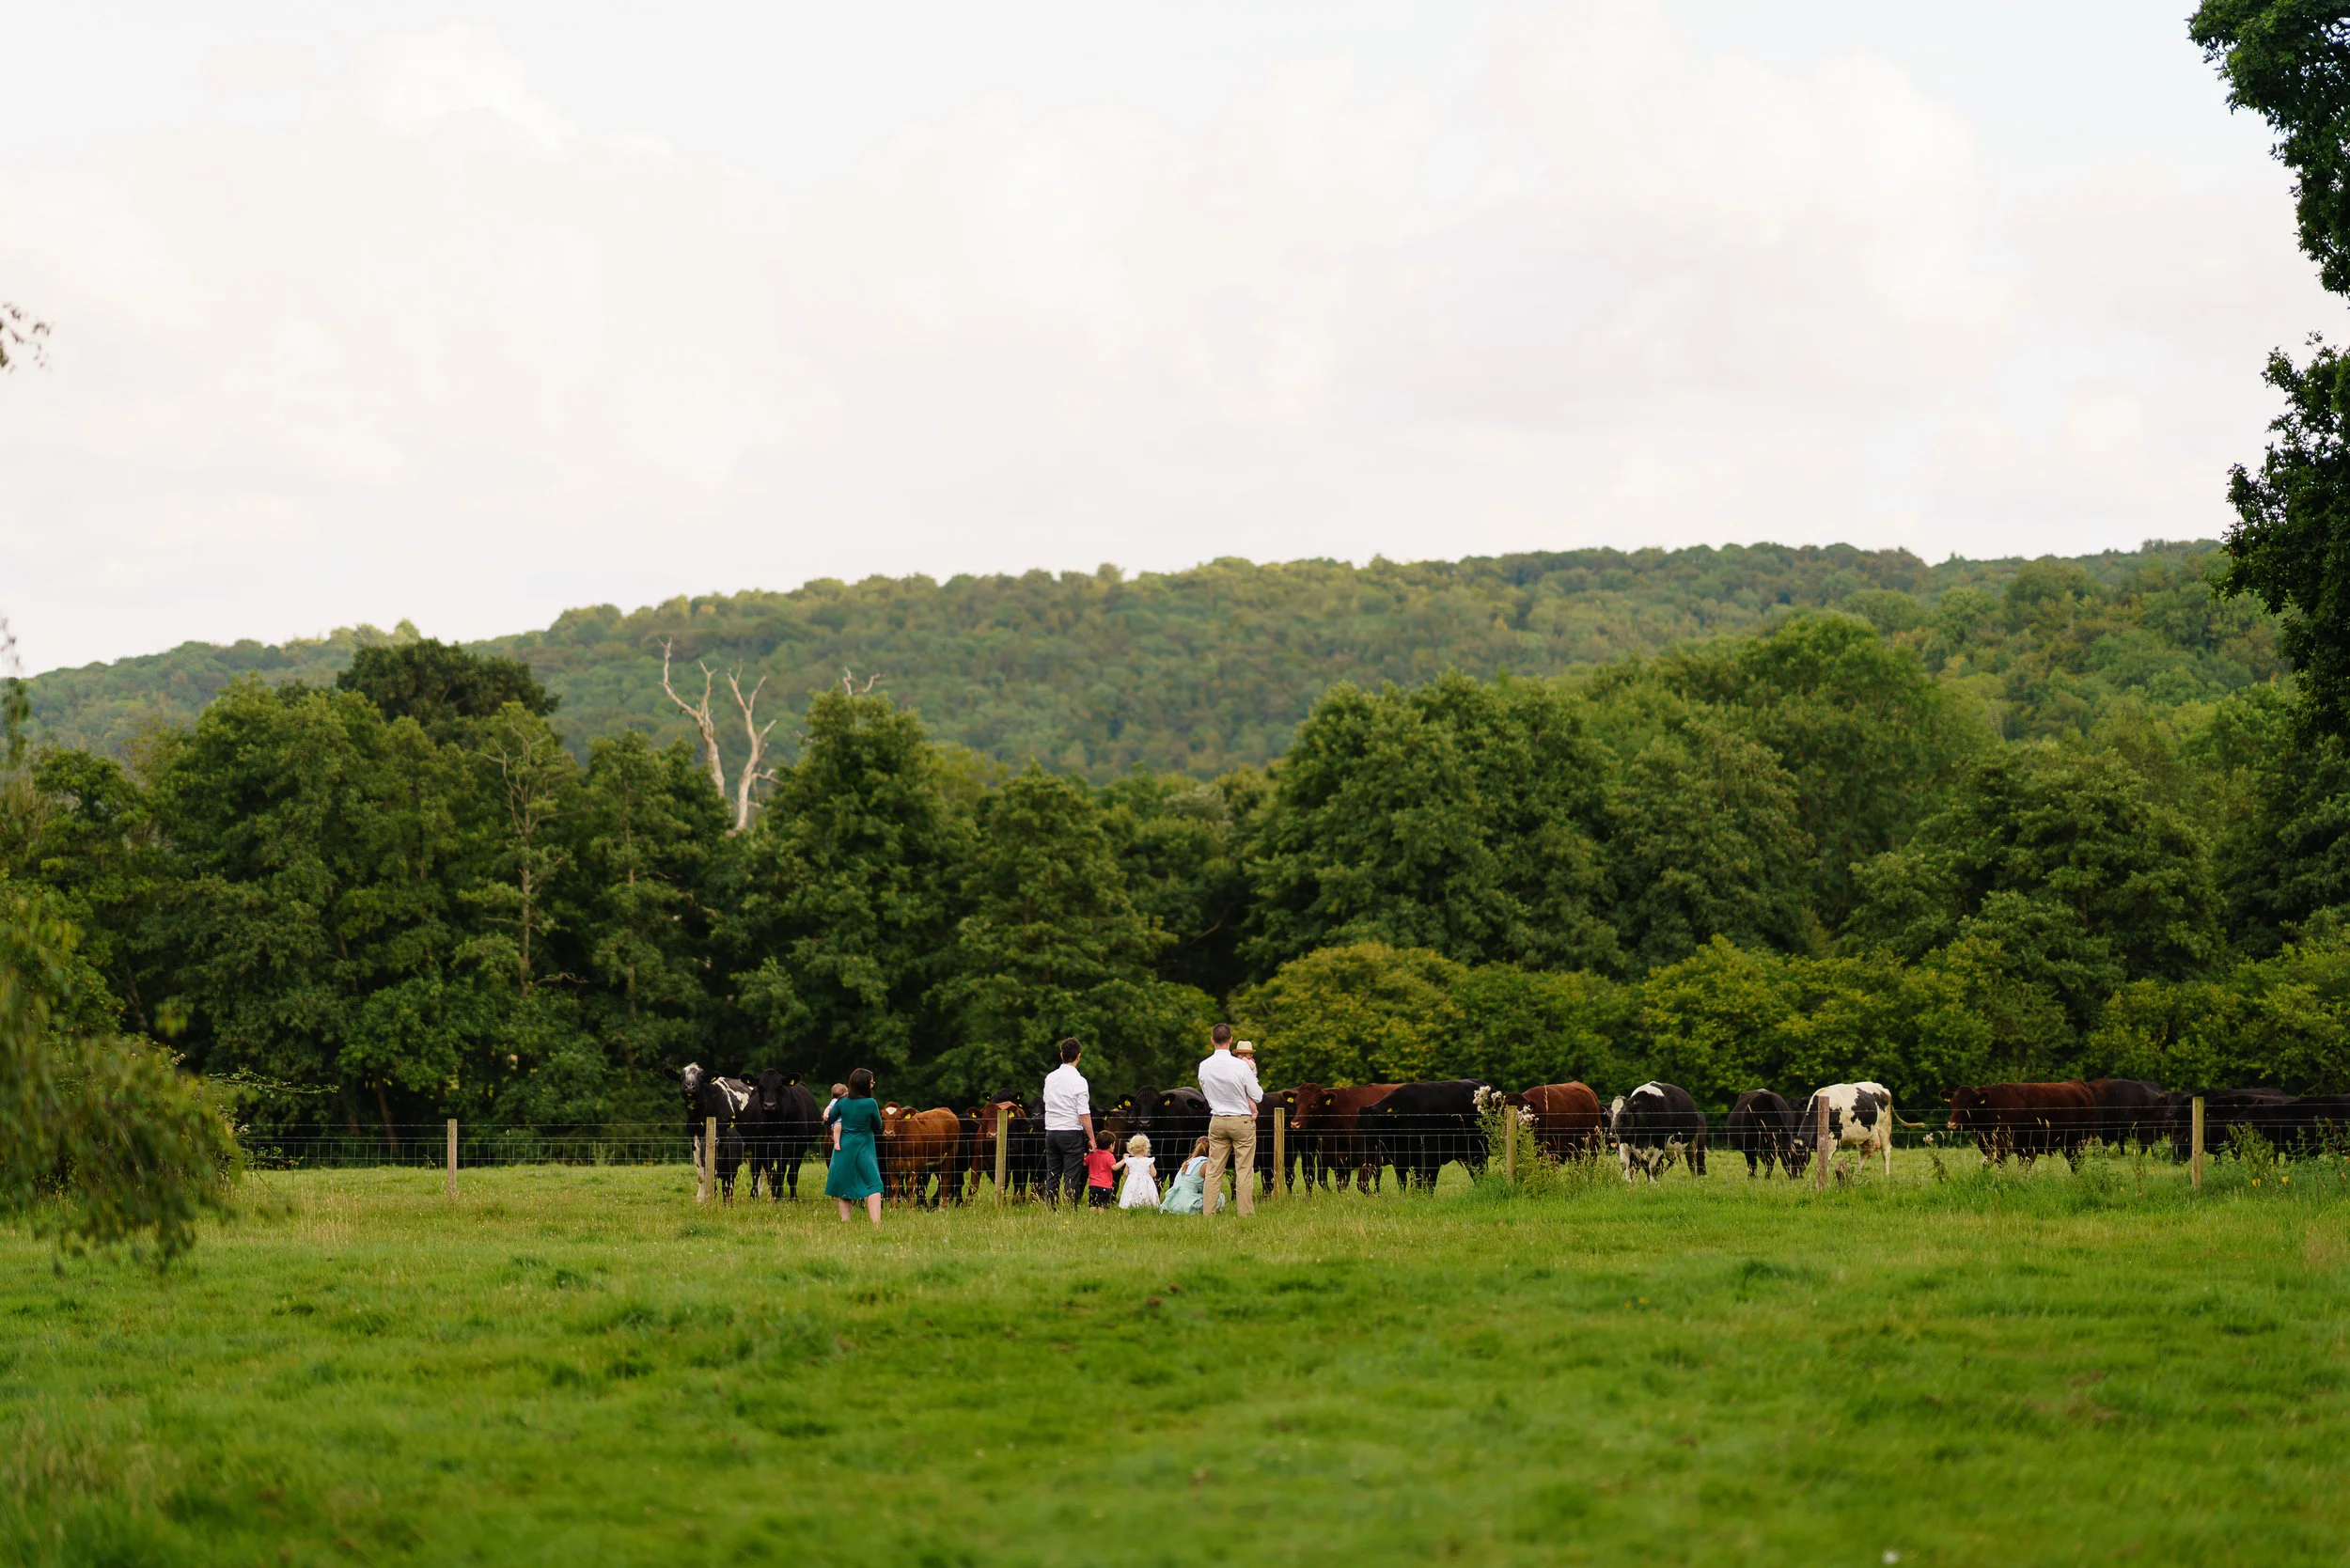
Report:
1273,1108,1286,1200
995,1104,1010,1206
1814,1095,1831,1193
699,1115,715,1205
446,1118,457,1200
1503,1105,1516,1188
2191,1096,2205,1193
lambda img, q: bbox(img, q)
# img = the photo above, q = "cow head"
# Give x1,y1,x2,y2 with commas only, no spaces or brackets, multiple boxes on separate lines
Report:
757,1069,787,1112
1946,1086,1986,1131
681,1063,707,1105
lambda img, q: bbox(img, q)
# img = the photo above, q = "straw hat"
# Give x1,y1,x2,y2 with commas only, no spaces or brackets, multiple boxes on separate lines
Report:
1234,1040,1256,1057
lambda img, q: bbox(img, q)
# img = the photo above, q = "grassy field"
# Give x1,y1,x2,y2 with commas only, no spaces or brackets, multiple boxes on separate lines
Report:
4,1149,2348,1567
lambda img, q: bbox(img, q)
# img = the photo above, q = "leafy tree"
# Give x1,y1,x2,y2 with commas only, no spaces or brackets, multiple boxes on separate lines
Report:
336,638,555,744
2201,685,2350,955
1245,673,1617,978
0,881,236,1261
725,691,970,1087
2091,923,2350,1094
0,747,170,1029
573,732,730,1104
929,766,1187,1101
1844,746,2224,1029
1232,942,1466,1087
150,680,482,1140
2192,4,2350,737
1099,769,1262,998
1606,717,1814,968
1656,614,1975,922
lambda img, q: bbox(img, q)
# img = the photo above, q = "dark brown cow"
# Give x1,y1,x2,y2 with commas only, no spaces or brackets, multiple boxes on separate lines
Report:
2087,1078,2167,1150
1255,1085,1304,1195
964,1099,1043,1200
1518,1082,1606,1162
1289,1083,1399,1193
1944,1081,2097,1168
879,1104,963,1207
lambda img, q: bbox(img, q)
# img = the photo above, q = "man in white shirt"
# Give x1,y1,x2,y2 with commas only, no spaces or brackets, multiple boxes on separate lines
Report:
1196,1023,1261,1215
1041,1038,1096,1210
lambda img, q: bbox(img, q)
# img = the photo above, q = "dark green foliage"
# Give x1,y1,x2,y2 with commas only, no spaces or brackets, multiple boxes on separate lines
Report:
2193,1,2350,295
1244,672,1617,978
336,636,556,742
724,691,969,1088
1845,746,2225,1031
25,542,2268,777
0,883,236,1261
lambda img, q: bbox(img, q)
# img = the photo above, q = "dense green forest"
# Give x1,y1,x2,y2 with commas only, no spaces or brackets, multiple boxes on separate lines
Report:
4,535,2343,1141
24,541,2270,777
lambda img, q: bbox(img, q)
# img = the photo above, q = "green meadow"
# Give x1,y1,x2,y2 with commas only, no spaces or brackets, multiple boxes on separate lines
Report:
5,1152,2347,1567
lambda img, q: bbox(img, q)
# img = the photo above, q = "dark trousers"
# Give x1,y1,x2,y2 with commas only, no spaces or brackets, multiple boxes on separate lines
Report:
1043,1130,1089,1207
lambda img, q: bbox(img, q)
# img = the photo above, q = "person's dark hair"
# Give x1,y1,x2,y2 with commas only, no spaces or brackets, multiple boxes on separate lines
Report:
1059,1038,1083,1063
848,1068,874,1097
1211,1023,1232,1046
1094,1129,1112,1150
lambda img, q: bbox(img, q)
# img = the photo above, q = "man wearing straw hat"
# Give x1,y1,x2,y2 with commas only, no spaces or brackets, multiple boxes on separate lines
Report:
1197,1023,1261,1215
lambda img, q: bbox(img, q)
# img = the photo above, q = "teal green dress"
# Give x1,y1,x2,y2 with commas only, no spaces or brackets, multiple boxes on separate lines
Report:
825,1097,885,1200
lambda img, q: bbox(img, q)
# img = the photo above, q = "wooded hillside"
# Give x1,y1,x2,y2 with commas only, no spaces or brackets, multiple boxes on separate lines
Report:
24,541,2269,776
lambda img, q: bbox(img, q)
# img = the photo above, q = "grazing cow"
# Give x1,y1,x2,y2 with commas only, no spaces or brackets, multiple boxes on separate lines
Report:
1363,1080,1491,1190
744,1071,823,1200
878,1105,963,1207
1725,1090,1798,1178
1796,1082,1898,1179
2164,1088,2348,1159
1289,1084,1401,1192
2087,1078,2168,1151
1608,1082,1708,1183
1944,1081,2097,1168
1518,1083,1606,1163
681,1063,752,1186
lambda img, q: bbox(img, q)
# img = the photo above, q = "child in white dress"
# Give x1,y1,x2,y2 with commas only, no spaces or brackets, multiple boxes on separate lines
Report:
1116,1134,1160,1209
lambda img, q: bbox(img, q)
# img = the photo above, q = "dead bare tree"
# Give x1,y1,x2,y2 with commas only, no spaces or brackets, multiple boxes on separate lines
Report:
658,639,727,801
841,668,885,697
725,668,779,833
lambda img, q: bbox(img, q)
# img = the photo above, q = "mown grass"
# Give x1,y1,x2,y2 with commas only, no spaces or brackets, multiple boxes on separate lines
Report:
4,1149,2347,1566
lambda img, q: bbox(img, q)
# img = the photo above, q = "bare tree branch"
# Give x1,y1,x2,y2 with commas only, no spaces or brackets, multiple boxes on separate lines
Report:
840,667,885,696
725,668,780,833
658,638,727,802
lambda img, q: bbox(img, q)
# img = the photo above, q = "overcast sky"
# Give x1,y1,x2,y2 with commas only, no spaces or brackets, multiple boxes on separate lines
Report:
1,1,2337,674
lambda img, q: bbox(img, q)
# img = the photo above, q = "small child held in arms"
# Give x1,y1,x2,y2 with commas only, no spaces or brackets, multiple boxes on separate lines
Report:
1084,1130,1119,1208
1117,1134,1159,1209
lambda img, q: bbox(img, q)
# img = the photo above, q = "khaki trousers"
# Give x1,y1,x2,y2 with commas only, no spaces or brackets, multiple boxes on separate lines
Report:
1203,1114,1257,1215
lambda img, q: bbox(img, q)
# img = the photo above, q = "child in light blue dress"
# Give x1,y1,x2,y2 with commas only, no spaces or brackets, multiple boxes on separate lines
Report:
1159,1137,1210,1215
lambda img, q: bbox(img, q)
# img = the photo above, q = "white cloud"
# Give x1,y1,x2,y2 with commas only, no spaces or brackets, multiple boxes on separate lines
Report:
0,2,2332,673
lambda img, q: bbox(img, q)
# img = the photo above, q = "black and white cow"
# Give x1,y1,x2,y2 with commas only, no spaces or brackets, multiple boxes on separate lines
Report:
1608,1082,1707,1183
1795,1081,1897,1178
681,1063,752,1186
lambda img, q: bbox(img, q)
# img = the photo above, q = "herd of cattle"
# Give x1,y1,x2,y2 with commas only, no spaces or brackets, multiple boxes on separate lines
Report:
676,1064,2350,1204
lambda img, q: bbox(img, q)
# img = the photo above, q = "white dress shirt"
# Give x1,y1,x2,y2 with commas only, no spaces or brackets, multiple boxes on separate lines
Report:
1042,1063,1091,1132
1198,1050,1261,1119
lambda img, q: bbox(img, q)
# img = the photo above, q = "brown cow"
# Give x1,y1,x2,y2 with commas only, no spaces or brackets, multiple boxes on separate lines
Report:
879,1104,963,1207
1944,1081,2096,1168
963,1099,1044,1200
1289,1083,1400,1193
1518,1082,1606,1162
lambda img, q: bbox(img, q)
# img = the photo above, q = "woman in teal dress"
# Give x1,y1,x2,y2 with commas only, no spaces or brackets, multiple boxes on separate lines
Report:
825,1067,885,1226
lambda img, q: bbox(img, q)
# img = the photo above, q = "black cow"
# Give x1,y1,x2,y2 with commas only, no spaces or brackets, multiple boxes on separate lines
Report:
1609,1081,1707,1183
1129,1085,1210,1156
2164,1087,2292,1161
1362,1080,1491,1191
1255,1085,1304,1195
2087,1078,2167,1151
1725,1090,1796,1178
744,1071,823,1200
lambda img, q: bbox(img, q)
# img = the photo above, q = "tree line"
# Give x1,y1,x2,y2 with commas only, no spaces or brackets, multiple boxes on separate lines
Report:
5,591,2346,1157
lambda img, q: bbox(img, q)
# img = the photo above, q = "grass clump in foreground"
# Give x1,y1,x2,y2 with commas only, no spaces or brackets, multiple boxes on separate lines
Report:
3,1152,2346,1566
